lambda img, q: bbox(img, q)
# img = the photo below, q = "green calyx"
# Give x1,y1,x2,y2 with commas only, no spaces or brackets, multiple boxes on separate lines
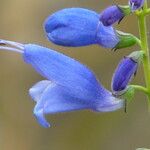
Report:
118,5,131,16
114,31,138,50
122,86,135,103
113,86,135,100
128,51,144,63
113,86,135,112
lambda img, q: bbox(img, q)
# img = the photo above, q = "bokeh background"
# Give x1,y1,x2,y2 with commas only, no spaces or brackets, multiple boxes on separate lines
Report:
0,0,150,150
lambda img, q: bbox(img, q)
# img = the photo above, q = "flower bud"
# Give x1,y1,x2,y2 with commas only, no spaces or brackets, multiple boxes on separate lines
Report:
44,8,136,50
100,5,131,26
129,0,145,11
44,8,120,48
111,51,143,95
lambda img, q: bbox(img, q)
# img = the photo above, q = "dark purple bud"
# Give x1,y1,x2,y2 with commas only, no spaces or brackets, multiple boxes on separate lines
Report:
111,51,143,95
129,0,145,11
100,5,131,26
112,57,138,95
112,51,144,95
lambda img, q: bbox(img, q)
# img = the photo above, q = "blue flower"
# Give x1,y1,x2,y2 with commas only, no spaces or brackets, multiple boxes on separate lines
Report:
43,8,120,49
0,40,124,128
24,44,124,127
111,56,138,95
129,0,145,11
100,5,124,26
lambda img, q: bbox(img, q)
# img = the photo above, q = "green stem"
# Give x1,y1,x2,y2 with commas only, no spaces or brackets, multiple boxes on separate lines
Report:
130,85,149,94
138,0,150,102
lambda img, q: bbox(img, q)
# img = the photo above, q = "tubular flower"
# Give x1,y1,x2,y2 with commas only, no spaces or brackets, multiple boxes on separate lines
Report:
43,8,120,48
0,39,124,128
111,51,143,95
129,0,145,11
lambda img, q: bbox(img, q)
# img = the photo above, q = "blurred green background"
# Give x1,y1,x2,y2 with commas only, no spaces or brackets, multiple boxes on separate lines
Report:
0,0,150,150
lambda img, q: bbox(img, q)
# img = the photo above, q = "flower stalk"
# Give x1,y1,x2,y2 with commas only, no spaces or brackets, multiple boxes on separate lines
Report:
137,0,150,103
130,85,149,94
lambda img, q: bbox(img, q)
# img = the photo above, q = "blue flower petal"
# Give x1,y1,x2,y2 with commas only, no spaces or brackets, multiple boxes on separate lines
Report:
44,8,98,46
29,80,51,102
32,80,123,128
23,44,124,127
44,8,119,48
23,44,103,101
96,25,119,48
33,106,50,128
94,93,124,112
33,83,90,127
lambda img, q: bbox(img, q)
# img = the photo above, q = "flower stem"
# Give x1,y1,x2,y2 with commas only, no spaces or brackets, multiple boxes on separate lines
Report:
137,0,150,103
130,85,149,94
